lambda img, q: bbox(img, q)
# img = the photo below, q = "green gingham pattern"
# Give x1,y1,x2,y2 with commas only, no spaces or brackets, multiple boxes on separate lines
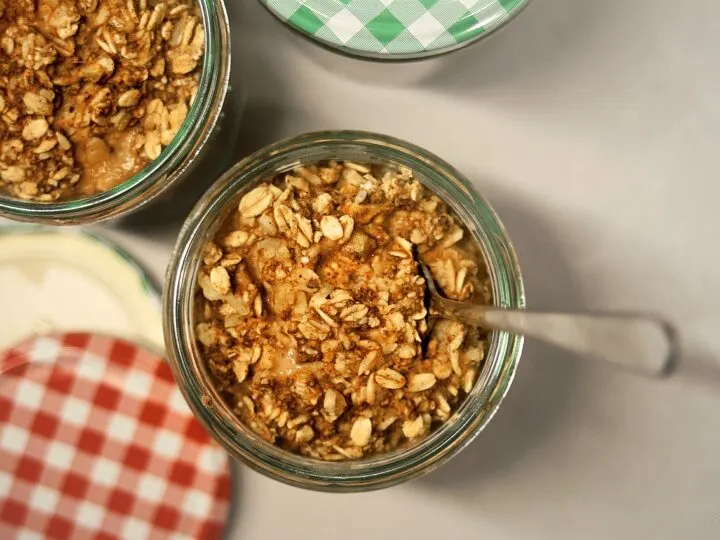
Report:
261,0,528,56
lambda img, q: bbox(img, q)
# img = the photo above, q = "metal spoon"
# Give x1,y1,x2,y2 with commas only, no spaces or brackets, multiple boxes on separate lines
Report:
417,261,679,377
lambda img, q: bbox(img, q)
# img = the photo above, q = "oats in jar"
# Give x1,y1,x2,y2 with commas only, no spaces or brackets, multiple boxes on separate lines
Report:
194,161,492,460
0,0,204,202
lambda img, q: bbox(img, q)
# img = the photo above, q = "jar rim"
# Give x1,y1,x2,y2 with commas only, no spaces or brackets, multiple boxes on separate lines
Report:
163,130,526,491
0,0,231,225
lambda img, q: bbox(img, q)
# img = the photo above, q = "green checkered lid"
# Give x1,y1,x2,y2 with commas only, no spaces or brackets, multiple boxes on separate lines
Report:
261,0,530,58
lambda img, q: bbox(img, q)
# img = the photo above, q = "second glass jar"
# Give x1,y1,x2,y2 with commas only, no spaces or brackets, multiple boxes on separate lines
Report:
163,131,525,491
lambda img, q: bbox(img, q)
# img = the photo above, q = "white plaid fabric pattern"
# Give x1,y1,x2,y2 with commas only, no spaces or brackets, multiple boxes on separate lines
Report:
262,0,528,56
0,333,231,540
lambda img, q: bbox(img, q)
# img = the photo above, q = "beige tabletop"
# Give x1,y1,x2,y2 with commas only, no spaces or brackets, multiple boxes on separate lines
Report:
97,0,720,538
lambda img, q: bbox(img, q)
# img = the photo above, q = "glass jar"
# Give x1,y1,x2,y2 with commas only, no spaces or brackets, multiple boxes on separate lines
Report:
163,131,526,491
0,0,233,225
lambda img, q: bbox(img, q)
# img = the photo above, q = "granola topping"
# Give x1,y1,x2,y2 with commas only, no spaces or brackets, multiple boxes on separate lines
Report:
0,0,203,202
195,161,492,460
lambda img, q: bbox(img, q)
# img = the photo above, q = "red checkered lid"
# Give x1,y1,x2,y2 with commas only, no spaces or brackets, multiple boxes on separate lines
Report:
0,333,232,540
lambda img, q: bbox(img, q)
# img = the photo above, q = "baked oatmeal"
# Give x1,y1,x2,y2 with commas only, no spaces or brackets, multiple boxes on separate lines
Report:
0,0,203,202
195,161,492,460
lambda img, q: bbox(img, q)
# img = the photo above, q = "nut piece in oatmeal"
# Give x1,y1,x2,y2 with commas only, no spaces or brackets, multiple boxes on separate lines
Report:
0,0,204,202
195,161,492,461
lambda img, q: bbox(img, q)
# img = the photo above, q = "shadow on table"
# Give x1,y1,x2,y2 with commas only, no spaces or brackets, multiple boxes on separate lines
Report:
417,184,586,490
673,346,720,391
417,0,606,93
221,461,243,540
283,0,603,89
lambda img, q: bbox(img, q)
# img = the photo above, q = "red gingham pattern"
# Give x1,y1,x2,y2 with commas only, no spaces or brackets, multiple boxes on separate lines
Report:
0,333,231,540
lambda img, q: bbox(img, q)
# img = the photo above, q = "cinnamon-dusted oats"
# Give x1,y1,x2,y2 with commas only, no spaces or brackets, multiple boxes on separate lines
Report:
195,161,492,460
0,0,203,202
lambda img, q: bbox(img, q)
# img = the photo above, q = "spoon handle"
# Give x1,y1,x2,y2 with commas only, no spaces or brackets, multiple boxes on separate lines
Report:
447,305,679,377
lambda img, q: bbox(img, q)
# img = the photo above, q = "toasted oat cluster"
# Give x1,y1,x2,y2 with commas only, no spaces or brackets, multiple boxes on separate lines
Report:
0,0,203,201
195,161,492,460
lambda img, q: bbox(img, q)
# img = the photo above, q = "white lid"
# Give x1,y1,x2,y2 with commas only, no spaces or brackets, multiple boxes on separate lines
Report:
0,228,163,352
